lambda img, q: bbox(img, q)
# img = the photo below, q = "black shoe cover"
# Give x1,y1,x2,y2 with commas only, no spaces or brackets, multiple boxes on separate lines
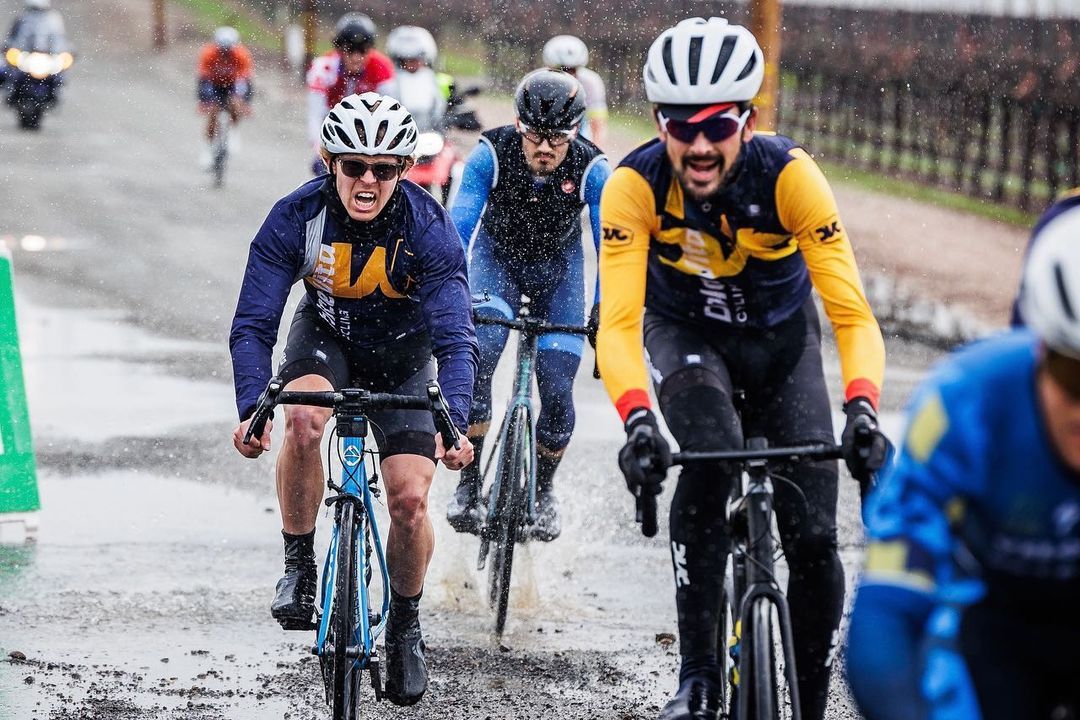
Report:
270,530,318,630
658,674,722,720
384,595,428,706
446,479,483,535
530,490,562,542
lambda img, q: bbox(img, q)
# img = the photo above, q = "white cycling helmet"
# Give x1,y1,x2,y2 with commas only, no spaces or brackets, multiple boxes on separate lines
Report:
644,17,764,105
321,92,418,157
543,35,588,69
214,26,240,50
386,26,437,65
1020,206,1080,359
25,0,50,9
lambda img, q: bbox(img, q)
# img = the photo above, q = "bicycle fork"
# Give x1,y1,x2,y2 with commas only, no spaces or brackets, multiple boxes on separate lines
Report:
730,441,803,720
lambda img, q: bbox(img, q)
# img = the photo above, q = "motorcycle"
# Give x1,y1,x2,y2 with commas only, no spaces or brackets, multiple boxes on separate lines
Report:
3,47,72,130
406,85,482,206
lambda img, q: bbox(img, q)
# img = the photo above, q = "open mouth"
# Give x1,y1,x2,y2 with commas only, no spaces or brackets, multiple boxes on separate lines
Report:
353,190,378,212
684,156,721,182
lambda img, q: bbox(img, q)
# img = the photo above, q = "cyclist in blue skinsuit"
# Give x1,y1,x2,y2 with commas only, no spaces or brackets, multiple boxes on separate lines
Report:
846,198,1080,720
444,68,611,542
1011,187,1080,326
229,92,477,707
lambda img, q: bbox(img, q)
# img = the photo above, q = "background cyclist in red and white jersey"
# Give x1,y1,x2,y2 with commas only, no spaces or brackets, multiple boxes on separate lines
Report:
305,13,395,174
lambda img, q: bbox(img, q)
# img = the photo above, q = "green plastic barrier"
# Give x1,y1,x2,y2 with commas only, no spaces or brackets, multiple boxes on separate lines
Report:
0,246,39,531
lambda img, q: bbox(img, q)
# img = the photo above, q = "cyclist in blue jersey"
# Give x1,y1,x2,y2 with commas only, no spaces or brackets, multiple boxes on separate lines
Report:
847,199,1080,720
1011,188,1080,326
444,68,611,541
229,92,477,707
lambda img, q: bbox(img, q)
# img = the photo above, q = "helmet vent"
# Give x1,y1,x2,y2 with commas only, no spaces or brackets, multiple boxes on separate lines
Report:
711,35,737,83
386,127,409,150
661,36,677,84
352,120,367,147
1055,263,1077,321
361,96,382,112
735,53,758,82
687,36,703,85
375,119,389,146
335,125,355,149
339,100,353,112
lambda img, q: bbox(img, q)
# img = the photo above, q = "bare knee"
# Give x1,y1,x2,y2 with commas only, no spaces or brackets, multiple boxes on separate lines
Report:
283,406,329,454
387,485,429,533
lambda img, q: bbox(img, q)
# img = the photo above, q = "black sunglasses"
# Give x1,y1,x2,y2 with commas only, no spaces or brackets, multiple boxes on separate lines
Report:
336,158,404,181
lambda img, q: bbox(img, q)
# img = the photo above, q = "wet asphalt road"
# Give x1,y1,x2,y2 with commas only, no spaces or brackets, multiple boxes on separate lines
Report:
0,1,949,718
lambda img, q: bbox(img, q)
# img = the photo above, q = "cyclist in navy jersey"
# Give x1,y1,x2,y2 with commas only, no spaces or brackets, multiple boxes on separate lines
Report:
444,68,611,541
847,198,1080,720
229,92,476,707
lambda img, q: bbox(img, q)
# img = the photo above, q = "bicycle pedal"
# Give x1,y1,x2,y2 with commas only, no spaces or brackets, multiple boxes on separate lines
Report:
278,617,319,631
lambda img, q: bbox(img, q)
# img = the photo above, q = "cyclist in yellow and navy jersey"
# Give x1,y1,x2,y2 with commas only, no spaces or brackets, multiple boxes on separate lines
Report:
597,17,888,720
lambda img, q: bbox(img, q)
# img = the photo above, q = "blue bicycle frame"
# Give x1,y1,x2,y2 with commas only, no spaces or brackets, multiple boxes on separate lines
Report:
314,427,390,671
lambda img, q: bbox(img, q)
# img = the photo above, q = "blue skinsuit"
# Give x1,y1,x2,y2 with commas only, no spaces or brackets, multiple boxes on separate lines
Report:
451,130,610,450
846,329,1080,720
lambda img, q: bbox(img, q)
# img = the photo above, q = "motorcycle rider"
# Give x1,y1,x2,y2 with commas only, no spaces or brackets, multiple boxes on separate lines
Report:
306,13,394,174
2,0,69,92
377,26,445,133
542,35,607,147
196,26,254,167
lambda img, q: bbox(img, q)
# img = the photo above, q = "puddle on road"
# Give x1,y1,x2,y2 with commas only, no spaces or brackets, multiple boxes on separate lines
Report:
16,297,233,443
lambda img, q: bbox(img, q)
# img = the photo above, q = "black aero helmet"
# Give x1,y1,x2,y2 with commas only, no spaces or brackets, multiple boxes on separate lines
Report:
514,69,586,132
333,13,376,53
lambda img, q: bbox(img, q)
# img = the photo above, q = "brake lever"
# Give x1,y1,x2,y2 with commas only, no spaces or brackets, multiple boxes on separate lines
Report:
426,381,461,451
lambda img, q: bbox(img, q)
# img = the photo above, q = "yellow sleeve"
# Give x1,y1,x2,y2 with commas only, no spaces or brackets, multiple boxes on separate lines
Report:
776,149,885,408
597,167,657,422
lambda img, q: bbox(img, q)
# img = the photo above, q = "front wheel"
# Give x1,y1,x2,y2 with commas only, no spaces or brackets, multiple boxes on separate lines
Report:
324,502,360,720
487,404,530,636
17,101,42,130
740,595,799,720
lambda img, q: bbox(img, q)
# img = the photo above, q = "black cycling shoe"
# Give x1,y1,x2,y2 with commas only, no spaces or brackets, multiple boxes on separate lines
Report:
446,477,483,535
384,593,428,706
270,530,318,631
530,490,562,542
658,674,722,720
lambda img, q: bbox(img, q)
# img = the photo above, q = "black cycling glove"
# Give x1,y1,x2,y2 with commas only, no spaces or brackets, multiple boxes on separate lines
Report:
617,408,672,496
841,396,889,488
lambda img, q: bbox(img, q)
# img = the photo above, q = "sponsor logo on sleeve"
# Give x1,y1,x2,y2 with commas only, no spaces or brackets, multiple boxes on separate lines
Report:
814,220,843,243
602,224,634,244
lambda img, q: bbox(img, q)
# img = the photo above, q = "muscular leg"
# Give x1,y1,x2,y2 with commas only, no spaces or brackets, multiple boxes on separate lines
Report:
531,348,582,540
773,459,843,720
382,454,437,596
270,373,332,627
275,373,333,533
381,450,437,706
660,365,741,680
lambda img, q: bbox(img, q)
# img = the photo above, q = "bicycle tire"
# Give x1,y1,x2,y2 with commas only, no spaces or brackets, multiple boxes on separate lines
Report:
718,569,737,720
748,595,781,720
487,404,528,636
212,110,229,188
330,502,358,720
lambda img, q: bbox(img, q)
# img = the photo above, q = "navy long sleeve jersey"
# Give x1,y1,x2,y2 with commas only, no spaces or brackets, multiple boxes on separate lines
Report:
229,177,478,430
